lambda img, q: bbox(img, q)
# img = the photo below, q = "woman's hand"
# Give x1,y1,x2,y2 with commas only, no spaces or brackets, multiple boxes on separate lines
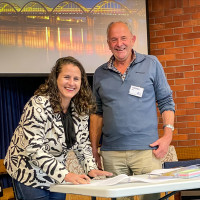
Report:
64,172,91,185
88,169,113,178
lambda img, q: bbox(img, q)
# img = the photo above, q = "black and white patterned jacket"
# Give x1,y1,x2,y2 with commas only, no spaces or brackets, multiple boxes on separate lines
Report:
4,95,97,190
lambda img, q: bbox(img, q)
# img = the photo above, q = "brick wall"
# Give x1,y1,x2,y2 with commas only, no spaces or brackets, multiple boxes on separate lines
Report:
148,0,200,147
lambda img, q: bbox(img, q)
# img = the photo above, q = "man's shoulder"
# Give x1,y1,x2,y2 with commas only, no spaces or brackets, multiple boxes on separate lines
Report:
94,62,108,74
136,52,158,63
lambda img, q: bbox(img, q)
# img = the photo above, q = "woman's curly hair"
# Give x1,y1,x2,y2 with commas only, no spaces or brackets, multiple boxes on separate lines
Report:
35,56,96,115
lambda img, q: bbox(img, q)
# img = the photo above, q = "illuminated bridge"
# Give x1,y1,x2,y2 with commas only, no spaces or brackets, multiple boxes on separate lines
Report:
0,0,144,25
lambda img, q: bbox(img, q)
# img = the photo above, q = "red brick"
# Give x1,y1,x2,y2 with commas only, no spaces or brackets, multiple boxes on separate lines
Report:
186,108,200,115
149,18,155,24
173,134,188,140
196,103,200,108
168,80,175,85
194,64,200,70
196,115,200,120
194,77,200,83
175,40,193,47
150,43,158,50
166,60,183,67
157,41,175,49
164,8,183,16
185,84,200,90
150,49,164,55
195,90,200,96
177,103,195,110
171,85,185,91
174,97,186,103
150,31,156,38
165,21,183,29
165,47,183,54
150,37,165,43
185,71,200,78
184,46,200,52
175,78,194,85
183,19,200,26
149,11,164,18
175,110,187,116
176,91,194,97
194,52,200,57
187,121,200,127
157,54,176,61
173,14,191,21
175,121,187,127
174,27,193,34
149,24,165,30
192,12,200,19
189,0,200,7
176,53,193,59
184,58,200,65
167,72,184,79
193,26,200,32
151,0,164,11
178,140,196,146
178,128,195,134
194,38,200,44
183,0,190,7
175,65,193,73
156,29,174,37
165,35,182,41
183,6,196,13
197,127,200,133
187,96,200,102
188,134,200,140
183,32,200,40
155,16,173,23
164,67,176,73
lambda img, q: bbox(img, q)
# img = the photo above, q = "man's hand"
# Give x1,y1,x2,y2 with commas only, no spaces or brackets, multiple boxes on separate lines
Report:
64,172,91,185
150,128,173,159
88,169,113,178
92,148,102,170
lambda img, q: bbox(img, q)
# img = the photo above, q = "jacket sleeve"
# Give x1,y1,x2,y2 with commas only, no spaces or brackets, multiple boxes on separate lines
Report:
72,114,98,174
19,96,69,183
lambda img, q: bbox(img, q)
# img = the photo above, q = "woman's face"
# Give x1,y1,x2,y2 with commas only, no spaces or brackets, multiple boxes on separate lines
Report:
57,63,81,108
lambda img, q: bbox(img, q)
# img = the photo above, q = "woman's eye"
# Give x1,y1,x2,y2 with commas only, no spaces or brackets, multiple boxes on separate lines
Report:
74,77,79,81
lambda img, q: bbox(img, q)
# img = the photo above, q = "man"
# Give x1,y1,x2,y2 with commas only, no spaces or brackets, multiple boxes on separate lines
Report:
90,21,175,200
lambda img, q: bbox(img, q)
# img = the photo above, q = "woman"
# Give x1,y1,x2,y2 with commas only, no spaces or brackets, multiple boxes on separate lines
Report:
4,56,112,200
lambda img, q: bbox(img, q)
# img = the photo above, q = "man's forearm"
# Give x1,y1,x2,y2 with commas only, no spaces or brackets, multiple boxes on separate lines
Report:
89,114,103,150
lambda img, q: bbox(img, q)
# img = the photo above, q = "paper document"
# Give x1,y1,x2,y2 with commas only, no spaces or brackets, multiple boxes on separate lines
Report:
89,174,175,186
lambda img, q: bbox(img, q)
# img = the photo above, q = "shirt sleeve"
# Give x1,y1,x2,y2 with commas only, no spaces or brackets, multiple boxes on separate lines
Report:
93,71,103,115
153,57,175,114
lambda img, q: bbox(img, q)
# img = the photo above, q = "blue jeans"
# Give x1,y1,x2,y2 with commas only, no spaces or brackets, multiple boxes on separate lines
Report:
13,179,66,200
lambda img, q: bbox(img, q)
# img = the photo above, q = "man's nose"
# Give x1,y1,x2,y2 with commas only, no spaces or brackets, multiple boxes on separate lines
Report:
116,39,122,46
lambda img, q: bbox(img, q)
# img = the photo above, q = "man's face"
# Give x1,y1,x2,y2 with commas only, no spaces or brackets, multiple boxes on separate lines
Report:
107,22,136,63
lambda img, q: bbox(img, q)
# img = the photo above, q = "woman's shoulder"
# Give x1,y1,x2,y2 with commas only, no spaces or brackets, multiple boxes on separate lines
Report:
25,95,51,109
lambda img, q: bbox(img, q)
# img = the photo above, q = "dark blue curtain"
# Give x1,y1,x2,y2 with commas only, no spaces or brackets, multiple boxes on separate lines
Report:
0,77,46,187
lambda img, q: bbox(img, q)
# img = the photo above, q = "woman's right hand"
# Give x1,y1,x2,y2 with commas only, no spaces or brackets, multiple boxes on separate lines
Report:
64,172,91,185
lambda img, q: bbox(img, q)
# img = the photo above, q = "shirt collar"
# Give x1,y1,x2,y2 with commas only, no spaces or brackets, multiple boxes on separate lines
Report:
107,49,136,70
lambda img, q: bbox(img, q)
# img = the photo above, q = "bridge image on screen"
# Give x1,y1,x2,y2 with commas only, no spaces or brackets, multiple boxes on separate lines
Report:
0,0,148,74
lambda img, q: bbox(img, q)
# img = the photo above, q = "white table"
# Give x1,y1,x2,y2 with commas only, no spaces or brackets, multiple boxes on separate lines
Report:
50,176,200,200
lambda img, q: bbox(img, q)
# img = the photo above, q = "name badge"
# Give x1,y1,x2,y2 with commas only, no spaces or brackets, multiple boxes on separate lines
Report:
129,85,144,97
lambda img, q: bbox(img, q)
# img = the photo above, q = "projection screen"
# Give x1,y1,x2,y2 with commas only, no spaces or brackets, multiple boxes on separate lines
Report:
0,0,148,75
